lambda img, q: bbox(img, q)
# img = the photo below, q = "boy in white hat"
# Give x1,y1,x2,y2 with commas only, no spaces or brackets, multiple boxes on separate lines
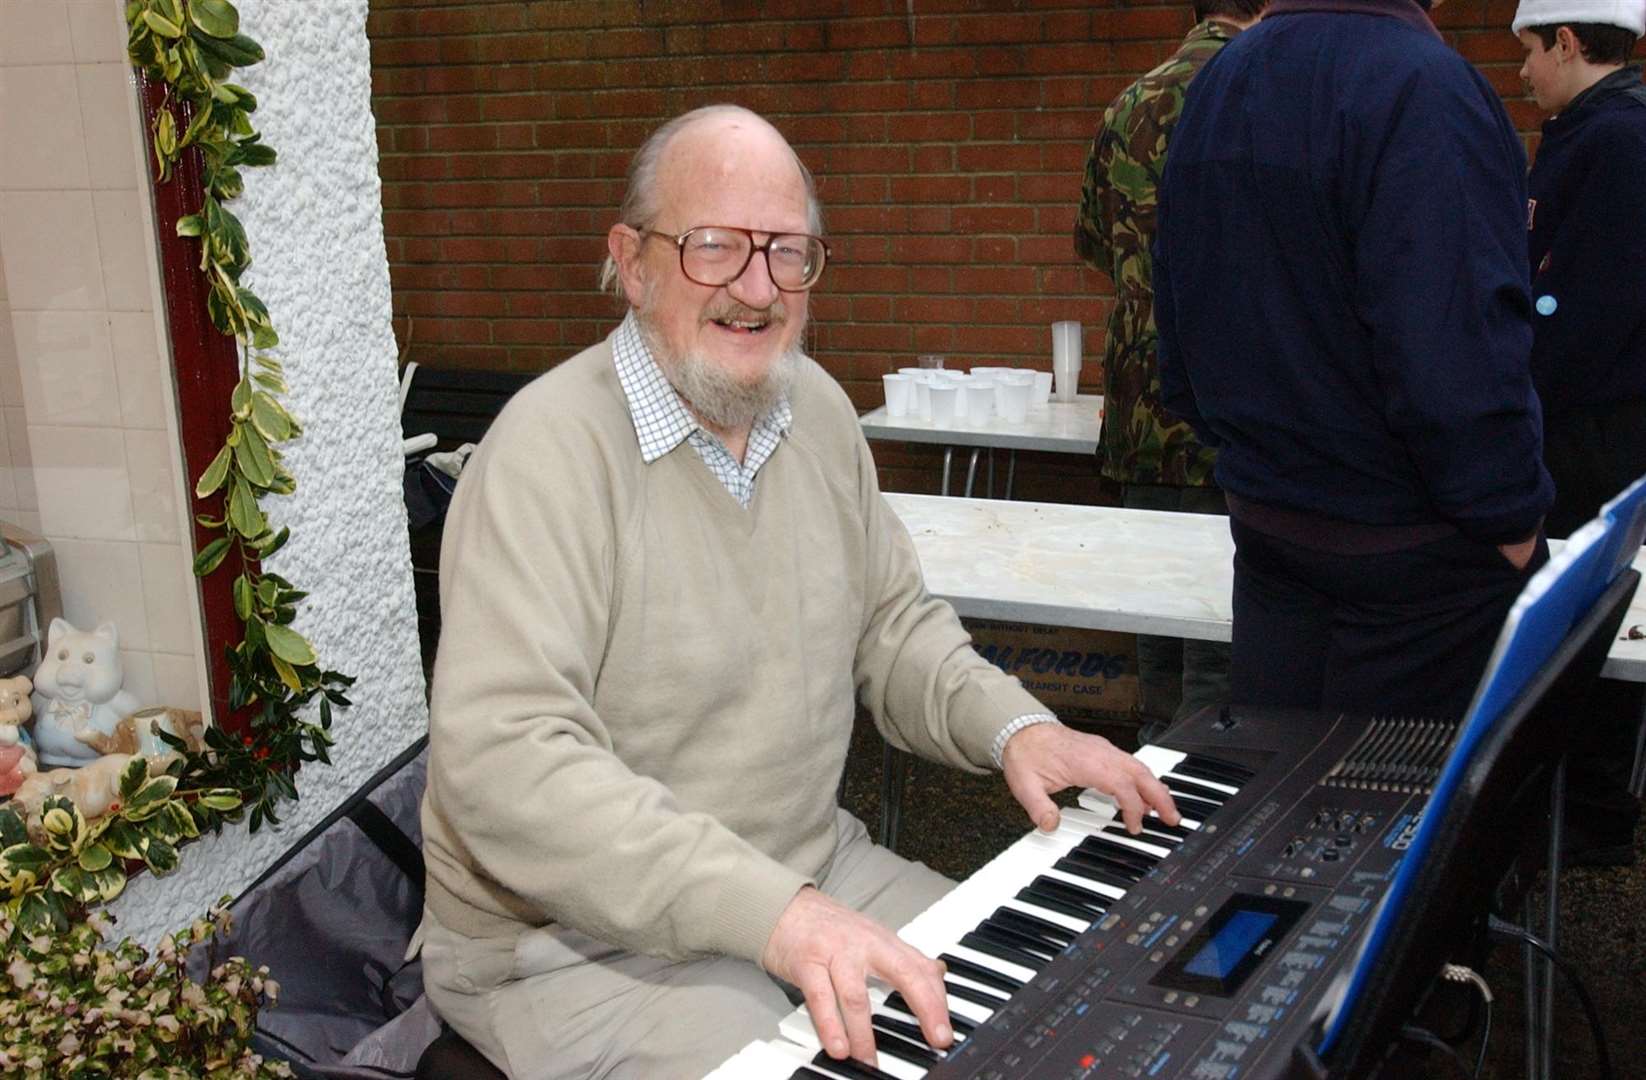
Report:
1514,0,1645,866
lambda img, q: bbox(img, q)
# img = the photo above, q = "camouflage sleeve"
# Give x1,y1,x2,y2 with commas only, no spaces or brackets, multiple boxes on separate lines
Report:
1074,100,1124,272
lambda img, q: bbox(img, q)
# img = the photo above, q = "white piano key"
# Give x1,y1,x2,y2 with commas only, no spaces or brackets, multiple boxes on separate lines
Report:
944,941,1038,986
778,1012,931,1080
1163,771,1239,797
1089,830,1172,860
1133,743,1187,777
944,970,1010,1001
1039,864,1129,901
700,1037,814,1080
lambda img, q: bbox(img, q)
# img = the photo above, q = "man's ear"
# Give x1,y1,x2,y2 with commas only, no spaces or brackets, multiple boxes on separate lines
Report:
607,224,646,306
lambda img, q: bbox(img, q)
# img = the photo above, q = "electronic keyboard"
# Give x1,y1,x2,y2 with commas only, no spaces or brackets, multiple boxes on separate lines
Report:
709,705,1452,1079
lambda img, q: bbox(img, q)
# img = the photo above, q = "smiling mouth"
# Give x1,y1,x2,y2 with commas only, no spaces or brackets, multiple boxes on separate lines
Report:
712,316,772,334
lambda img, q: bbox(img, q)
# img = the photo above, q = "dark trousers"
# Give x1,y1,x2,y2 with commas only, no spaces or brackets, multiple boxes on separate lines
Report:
1229,519,1547,720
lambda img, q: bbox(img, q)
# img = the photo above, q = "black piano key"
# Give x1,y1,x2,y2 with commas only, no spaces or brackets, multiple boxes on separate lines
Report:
992,905,1077,946
939,952,1023,993
960,930,1048,973
1162,774,1232,804
874,1027,943,1067
1030,874,1114,915
1017,884,1101,923
1175,754,1253,785
1080,833,1160,871
944,977,1010,1010
1140,816,1194,841
874,1014,957,1049
883,993,977,1035
1163,792,1222,821
1056,853,1140,893
1178,754,1250,780
790,1068,837,1080
806,1051,901,1080
975,918,1060,961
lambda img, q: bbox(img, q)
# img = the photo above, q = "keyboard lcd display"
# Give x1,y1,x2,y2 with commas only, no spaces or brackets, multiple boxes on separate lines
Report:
1153,894,1309,997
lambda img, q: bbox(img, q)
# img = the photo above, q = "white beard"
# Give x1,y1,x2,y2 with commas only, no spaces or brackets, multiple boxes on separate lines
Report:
635,298,804,432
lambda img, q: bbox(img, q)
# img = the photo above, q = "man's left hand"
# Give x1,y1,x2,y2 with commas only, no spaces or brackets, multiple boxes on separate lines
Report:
1001,723,1179,835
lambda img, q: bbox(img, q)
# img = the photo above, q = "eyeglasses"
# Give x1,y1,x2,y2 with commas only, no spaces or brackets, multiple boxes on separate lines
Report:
643,225,830,292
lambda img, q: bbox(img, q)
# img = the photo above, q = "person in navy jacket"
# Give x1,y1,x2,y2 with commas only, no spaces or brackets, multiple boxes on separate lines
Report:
1513,0,1645,867
1153,0,1554,721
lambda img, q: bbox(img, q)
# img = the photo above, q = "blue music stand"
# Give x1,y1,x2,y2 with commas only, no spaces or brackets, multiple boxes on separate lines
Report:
1312,474,1646,1077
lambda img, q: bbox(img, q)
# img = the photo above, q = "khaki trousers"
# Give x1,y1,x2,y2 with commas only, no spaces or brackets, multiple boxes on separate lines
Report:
421,808,955,1080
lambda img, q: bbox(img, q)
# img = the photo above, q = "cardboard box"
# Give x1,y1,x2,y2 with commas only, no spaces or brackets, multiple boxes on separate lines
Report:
963,617,1139,728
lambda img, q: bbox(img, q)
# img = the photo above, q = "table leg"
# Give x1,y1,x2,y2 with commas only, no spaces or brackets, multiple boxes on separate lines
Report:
964,449,981,497
941,447,953,496
987,449,996,498
1004,450,1017,500
1630,687,1646,798
879,743,908,851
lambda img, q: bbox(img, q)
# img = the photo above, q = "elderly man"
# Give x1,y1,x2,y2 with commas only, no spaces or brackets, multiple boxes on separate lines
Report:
418,104,1178,1079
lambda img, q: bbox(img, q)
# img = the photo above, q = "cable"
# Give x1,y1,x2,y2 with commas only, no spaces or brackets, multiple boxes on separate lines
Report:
1441,963,1494,1078
1399,1024,1474,1078
1488,914,1614,1080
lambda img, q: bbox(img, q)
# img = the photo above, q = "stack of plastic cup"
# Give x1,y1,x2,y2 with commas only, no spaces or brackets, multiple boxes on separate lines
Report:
882,373,913,417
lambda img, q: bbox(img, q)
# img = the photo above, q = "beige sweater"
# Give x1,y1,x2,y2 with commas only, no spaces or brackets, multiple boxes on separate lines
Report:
420,333,1046,964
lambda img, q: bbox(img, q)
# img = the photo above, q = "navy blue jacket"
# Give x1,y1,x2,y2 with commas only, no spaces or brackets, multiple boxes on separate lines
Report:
1527,66,1646,415
1154,2,1552,545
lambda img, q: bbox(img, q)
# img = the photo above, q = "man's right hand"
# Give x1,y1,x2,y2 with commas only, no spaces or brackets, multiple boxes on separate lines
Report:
762,885,953,1067
1498,532,1539,570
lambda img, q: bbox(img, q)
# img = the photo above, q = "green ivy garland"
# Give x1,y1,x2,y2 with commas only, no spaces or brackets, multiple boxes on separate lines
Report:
0,0,353,940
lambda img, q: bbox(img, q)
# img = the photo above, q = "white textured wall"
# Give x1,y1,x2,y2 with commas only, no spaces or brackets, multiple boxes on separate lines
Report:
107,0,428,947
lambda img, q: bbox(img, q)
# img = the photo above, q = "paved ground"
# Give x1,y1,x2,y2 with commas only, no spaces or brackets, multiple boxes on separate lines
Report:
839,714,1646,1079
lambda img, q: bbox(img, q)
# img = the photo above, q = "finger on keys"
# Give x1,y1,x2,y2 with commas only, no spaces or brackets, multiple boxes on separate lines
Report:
828,957,880,1066
878,950,955,1054
1140,767,1180,827
796,968,852,1061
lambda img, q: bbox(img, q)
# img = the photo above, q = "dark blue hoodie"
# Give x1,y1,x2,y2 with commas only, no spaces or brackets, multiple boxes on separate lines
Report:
1526,65,1646,414
1154,0,1552,545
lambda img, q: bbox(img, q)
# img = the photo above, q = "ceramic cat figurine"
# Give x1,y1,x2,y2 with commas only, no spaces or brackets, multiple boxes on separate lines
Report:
31,619,142,768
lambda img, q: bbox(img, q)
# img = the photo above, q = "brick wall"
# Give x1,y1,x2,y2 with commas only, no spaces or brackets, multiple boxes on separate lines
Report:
366,0,1617,500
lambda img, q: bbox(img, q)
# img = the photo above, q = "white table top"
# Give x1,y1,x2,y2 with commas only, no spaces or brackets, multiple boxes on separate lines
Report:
860,394,1105,454
885,492,1646,683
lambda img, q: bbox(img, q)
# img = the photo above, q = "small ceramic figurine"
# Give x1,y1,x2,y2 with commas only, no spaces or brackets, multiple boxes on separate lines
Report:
0,675,36,797
32,619,142,768
12,752,140,837
77,705,204,758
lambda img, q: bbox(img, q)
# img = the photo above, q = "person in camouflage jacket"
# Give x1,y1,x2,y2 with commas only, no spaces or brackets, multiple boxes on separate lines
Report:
1074,1,1263,731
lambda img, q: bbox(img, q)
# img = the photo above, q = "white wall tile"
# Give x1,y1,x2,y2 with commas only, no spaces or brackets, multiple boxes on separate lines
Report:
13,309,121,426
93,189,150,310
68,0,126,65
0,408,18,510
0,308,21,407
0,191,105,310
77,63,140,190
0,65,91,190
0,1,74,67
31,423,133,541
108,309,168,428
151,650,203,711
116,647,158,709
138,541,195,654
48,536,149,651
5,407,33,511
123,428,179,543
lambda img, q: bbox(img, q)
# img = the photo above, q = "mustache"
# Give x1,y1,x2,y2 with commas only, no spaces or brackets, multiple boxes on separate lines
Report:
702,299,789,325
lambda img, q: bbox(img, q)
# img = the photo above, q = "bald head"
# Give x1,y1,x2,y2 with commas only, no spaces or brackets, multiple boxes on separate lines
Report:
599,105,822,295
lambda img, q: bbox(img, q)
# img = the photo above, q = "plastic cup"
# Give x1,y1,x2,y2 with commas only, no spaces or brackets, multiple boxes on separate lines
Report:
967,378,996,420
1031,371,1053,408
912,377,931,420
1052,321,1082,403
918,354,946,370
996,378,1031,423
928,383,959,425
882,373,913,418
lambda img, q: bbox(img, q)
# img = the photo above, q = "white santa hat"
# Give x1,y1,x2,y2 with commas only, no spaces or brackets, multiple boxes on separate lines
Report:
1512,0,1646,35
